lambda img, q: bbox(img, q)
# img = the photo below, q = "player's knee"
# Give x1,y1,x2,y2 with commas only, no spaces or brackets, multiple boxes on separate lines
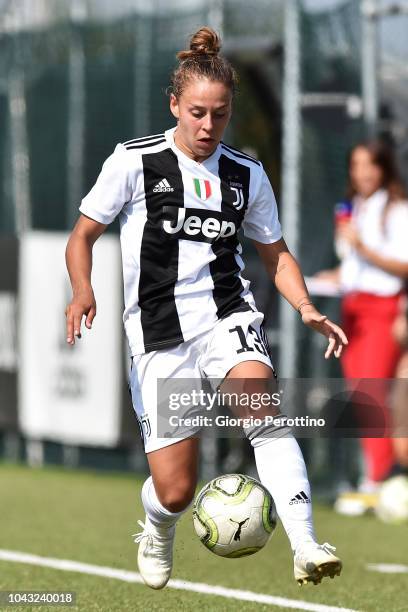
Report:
245,413,292,448
159,480,196,513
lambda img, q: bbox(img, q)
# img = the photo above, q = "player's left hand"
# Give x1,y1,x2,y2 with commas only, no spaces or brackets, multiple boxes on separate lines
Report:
300,306,348,359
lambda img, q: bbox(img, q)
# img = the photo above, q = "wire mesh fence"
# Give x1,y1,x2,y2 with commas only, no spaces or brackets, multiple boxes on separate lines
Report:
378,0,408,164
0,0,407,482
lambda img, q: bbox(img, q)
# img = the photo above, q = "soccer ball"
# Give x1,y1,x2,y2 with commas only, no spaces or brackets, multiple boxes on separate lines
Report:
192,473,277,558
376,475,408,524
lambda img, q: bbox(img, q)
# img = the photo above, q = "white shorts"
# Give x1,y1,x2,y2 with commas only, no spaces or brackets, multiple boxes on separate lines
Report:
129,310,275,453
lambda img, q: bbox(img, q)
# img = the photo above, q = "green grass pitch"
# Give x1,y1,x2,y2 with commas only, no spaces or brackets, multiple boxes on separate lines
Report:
0,462,407,611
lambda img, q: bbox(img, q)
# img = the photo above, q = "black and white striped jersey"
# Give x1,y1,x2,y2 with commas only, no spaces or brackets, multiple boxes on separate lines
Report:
79,127,282,355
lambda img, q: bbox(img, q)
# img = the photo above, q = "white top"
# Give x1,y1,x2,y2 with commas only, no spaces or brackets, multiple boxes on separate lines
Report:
340,189,408,296
79,127,282,355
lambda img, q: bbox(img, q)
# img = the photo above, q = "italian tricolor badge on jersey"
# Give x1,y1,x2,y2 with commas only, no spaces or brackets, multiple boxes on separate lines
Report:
193,178,211,200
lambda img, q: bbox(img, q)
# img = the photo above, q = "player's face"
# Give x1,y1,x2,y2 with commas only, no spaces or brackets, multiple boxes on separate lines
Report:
170,78,232,162
349,146,384,199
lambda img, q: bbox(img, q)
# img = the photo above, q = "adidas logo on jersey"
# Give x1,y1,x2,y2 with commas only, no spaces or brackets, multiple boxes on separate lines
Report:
162,206,237,242
289,491,311,505
153,179,174,193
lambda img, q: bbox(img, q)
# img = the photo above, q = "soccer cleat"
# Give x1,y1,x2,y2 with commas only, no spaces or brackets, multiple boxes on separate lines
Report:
294,541,342,586
133,516,175,589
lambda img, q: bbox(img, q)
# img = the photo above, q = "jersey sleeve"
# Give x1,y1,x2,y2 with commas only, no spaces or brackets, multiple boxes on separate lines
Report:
79,143,133,225
242,165,283,243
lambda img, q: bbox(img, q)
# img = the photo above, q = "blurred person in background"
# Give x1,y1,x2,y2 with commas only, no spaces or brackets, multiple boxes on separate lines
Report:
317,141,408,515
65,27,347,590
390,297,408,468
375,302,408,524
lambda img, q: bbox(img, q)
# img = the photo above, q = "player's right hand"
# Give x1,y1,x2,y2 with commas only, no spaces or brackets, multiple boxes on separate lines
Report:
65,288,96,345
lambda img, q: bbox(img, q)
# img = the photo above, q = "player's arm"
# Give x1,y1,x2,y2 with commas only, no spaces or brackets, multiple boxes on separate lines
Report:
253,237,348,359
65,214,107,345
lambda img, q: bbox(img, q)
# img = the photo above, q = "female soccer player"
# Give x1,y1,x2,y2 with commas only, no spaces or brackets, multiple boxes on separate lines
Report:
65,27,346,589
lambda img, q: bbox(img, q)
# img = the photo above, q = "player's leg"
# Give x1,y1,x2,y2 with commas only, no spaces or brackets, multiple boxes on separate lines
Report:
134,439,199,589
145,437,199,515
202,310,341,585
141,438,198,537
224,360,315,547
224,360,341,585
130,340,202,589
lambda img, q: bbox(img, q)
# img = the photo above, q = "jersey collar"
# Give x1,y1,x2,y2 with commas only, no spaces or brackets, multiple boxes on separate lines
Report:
165,126,222,167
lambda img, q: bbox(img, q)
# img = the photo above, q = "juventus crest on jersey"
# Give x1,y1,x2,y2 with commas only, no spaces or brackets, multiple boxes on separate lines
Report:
79,127,282,355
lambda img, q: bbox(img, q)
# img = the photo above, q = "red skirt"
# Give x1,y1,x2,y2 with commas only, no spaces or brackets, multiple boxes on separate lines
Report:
341,291,403,481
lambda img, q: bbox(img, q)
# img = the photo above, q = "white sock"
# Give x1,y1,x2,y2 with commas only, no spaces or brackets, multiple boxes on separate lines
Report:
141,476,188,528
253,436,316,552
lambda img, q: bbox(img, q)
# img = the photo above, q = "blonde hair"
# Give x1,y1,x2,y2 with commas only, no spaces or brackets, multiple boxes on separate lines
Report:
170,27,238,98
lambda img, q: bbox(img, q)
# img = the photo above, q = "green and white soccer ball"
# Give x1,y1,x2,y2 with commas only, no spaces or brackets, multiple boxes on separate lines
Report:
192,473,277,558
376,476,408,524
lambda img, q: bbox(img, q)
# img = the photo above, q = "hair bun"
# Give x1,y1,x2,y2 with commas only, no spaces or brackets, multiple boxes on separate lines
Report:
177,27,221,61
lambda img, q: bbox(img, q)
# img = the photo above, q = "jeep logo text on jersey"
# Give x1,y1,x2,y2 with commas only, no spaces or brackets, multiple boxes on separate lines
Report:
162,207,237,242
